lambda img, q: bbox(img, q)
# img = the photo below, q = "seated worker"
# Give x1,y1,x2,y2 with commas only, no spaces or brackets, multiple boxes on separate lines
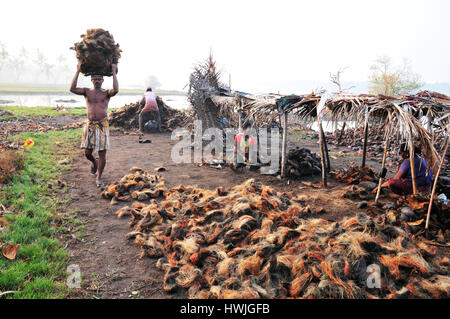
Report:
234,121,256,166
378,143,433,195
139,86,161,133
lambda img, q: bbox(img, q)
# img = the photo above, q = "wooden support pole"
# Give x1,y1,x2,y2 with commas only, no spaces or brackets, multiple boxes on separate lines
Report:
410,139,418,195
321,128,331,172
362,107,369,168
375,114,393,203
238,100,242,131
425,137,449,230
281,112,288,178
318,121,327,187
337,122,346,144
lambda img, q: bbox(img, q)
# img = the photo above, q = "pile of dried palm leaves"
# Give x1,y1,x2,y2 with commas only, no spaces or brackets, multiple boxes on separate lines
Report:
71,28,122,76
108,98,192,132
187,53,225,130
107,171,449,299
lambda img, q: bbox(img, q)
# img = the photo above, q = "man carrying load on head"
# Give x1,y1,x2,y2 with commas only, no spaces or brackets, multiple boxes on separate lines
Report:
70,62,119,188
139,86,161,133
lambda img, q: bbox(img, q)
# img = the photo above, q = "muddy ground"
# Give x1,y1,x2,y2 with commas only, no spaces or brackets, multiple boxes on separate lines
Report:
62,126,393,299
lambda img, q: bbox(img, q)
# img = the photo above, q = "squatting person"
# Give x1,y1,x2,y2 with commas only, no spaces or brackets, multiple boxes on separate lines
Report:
70,62,119,187
139,86,161,133
378,143,433,195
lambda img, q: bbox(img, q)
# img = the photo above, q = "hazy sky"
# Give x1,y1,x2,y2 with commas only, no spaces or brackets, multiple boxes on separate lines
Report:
1,0,449,93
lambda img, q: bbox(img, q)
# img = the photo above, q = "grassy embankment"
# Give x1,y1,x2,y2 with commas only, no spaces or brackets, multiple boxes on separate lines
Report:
0,106,86,120
0,128,82,298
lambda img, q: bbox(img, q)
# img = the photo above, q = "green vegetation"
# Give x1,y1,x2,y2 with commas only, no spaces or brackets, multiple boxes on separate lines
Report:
369,55,423,96
0,129,81,298
0,106,86,120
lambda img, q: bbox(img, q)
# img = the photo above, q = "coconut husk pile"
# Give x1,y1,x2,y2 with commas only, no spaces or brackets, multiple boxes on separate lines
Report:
108,98,192,132
0,109,13,117
326,125,396,161
386,195,450,241
285,148,321,179
330,166,378,185
101,167,167,204
70,28,121,76
110,173,449,299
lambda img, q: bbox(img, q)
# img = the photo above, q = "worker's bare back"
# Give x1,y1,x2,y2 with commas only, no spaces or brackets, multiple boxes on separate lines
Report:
85,89,110,121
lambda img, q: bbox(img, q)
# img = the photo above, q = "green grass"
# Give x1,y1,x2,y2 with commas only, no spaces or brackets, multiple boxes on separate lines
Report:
0,106,86,120
0,129,81,298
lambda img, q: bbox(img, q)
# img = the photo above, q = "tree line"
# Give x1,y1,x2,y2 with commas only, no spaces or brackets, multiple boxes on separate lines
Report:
0,42,74,86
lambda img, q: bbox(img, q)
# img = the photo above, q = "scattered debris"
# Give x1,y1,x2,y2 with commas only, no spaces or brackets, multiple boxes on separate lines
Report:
0,150,23,184
2,243,20,260
330,166,378,185
0,109,14,117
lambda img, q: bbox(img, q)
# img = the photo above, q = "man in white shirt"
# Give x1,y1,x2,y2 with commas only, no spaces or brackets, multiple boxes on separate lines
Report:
139,86,161,132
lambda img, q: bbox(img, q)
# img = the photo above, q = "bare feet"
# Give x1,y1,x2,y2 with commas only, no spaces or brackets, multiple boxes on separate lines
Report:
96,176,105,188
91,158,98,174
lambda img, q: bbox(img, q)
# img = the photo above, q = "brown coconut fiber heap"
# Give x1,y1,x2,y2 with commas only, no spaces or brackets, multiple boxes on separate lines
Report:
71,28,122,76
105,171,450,299
108,99,192,132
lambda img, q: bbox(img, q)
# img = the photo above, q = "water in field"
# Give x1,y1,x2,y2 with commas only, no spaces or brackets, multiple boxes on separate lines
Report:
0,93,190,110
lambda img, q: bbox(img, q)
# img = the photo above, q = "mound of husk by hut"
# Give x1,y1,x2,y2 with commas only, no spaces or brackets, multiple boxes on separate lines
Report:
71,28,122,76
284,148,322,179
108,98,192,132
105,170,449,299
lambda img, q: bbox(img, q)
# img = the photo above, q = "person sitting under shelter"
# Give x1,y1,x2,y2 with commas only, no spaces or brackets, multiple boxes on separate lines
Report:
378,143,433,195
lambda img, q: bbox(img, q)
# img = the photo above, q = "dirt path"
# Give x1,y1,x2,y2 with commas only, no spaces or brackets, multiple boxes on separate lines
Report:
64,130,388,299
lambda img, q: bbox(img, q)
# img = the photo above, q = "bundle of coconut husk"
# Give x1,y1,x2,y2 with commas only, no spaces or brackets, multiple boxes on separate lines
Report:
330,166,378,185
108,173,449,299
108,98,192,132
71,28,122,76
379,194,450,241
285,147,322,179
101,167,167,205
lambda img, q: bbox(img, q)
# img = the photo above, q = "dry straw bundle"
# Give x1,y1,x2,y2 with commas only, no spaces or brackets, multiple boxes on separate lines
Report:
71,28,122,76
